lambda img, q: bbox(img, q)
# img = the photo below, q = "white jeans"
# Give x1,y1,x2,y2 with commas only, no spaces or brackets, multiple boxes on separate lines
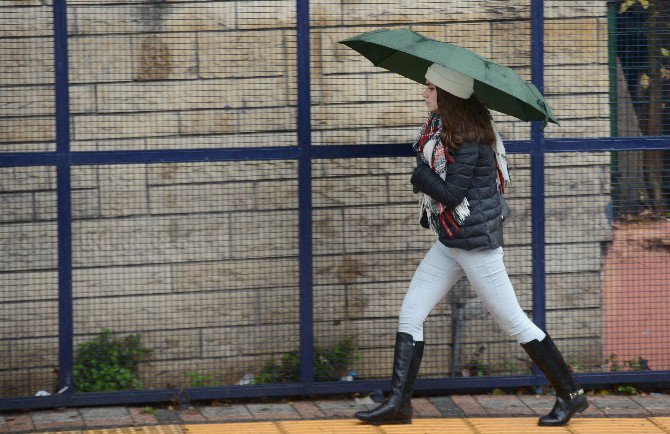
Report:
399,241,546,344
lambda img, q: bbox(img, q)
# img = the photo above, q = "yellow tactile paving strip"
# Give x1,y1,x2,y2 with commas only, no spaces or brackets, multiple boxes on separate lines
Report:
67,418,670,434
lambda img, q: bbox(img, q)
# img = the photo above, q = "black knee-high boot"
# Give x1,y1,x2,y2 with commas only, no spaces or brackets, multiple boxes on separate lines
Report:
355,332,423,425
521,334,589,426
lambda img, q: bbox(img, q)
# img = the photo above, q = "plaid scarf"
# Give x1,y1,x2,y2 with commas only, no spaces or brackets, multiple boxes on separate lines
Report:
412,113,470,238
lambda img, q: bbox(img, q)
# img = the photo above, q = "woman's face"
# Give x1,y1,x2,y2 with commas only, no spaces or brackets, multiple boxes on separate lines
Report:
423,82,438,113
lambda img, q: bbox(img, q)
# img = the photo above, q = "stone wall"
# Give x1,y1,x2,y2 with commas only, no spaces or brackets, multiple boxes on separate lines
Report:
0,0,611,397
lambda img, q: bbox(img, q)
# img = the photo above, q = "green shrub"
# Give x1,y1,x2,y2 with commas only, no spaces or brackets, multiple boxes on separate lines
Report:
255,337,360,384
184,370,215,388
73,329,152,392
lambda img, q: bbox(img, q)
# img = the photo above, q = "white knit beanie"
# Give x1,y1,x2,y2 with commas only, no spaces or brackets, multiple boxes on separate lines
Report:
425,63,474,99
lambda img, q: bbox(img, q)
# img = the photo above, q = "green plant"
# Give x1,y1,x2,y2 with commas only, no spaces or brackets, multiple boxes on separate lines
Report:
141,406,156,415
255,337,360,384
616,385,638,395
184,370,215,388
73,328,152,393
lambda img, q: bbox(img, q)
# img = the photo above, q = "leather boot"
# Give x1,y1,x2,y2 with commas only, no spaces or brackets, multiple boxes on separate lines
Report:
403,340,424,405
522,334,589,426
355,332,420,425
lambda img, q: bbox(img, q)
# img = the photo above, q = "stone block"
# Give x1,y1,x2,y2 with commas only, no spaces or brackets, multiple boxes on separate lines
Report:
98,77,291,113
545,64,609,95
259,286,300,325
314,285,347,322
312,174,389,207
7,336,58,370
70,84,97,114
345,280,407,319
312,101,425,130
0,6,52,38
342,204,427,252
171,257,299,292
314,251,423,287
0,193,33,223
491,21,530,67
0,270,57,303
237,1,296,29
72,3,236,35
131,33,198,81
0,300,58,339
73,291,258,334
341,0,528,26
237,107,296,134
545,18,608,65
545,272,602,310
0,222,58,271
311,128,368,146
313,208,346,255
140,329,202,361
545,164,610,196
179,109,238,136
545,152,611,167
0,37,53,85
546,242,602,273
73,214,230,267
547,308,602,338
35,188,100,220
543,117,611,139
413,22,492,58
199,30,295,79
0,116,55,144
73,264,172,298
545,0,607,19
147,160,296,185
547,93,609,121
145,131,297,149
229,210,299,258
0,86,54,117
69,35,134,83
72,112,180,141
237,323,301,356
99,164,148,217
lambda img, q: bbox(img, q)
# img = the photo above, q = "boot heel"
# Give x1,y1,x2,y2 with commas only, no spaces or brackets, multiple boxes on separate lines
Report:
577,400,589,413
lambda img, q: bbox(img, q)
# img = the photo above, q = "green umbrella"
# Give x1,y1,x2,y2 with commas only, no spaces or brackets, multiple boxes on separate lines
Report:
339,28,558,125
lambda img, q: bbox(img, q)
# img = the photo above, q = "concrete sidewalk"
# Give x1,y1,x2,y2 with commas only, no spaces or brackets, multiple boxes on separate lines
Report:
1,393,669,433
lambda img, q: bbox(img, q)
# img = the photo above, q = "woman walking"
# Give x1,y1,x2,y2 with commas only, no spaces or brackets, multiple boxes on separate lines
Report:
354,64,588,427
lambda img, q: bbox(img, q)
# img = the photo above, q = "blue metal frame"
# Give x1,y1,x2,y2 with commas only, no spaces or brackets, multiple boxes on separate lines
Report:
53,0,74,399
1,0,670,411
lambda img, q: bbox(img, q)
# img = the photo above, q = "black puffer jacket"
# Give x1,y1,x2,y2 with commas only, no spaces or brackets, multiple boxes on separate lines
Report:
410,141,504,250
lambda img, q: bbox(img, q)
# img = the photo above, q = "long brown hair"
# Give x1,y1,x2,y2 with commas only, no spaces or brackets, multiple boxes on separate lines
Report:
436,88,495,152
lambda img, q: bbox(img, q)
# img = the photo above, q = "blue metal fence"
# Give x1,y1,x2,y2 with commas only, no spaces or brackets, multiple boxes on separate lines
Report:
0,0,669,410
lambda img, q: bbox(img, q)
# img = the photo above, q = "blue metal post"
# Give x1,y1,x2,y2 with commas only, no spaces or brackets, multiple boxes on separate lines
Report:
296,0,315,387
530,0,547,385
53,0,74,396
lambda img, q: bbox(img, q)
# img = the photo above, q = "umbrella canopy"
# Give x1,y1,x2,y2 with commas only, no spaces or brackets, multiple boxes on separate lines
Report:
339,28,558,125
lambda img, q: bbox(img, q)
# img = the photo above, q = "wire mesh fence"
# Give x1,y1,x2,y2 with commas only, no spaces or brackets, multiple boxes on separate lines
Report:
0,0,669,408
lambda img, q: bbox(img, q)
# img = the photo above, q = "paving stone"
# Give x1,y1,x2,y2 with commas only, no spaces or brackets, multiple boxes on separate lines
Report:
155,408,182,424
200,404,254,421
246,403,300,420
1,414,35,433
450,395,488,415
128,406,160,425
290,400,326,419
31,408,83,431
313,399,366,418
589,395,650,417
632,394,670,416
411,397,443,417
80,406,132,427
427,396,465,417
474,395,535,416
177,407,207,422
